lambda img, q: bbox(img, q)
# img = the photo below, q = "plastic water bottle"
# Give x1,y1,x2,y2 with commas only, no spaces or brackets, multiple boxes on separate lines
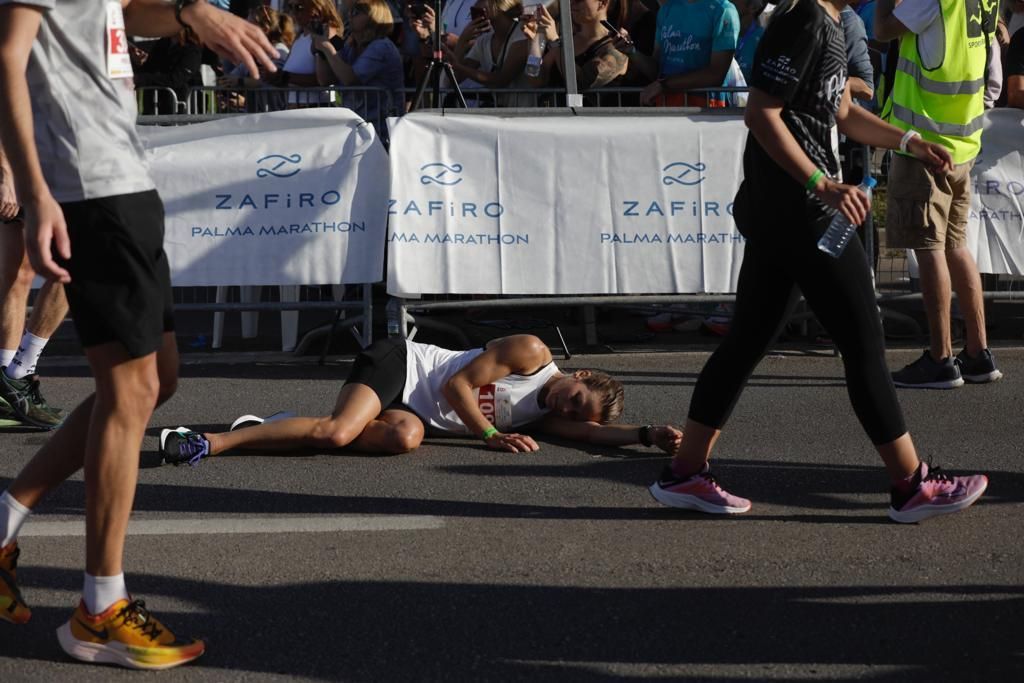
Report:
817,176,877,258
525,27,545,77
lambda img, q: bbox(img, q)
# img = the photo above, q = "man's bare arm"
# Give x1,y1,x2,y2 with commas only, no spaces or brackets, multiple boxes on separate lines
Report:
123,0,278,77
0,4,71,281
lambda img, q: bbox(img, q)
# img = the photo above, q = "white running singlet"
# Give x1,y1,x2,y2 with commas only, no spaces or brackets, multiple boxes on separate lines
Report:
401,340,560,434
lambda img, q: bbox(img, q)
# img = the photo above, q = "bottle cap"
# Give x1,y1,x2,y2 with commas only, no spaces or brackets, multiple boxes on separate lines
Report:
864,177,877,189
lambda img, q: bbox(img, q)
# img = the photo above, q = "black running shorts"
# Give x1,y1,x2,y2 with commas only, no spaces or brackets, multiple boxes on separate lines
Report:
57,190,175,358
345,338,408,407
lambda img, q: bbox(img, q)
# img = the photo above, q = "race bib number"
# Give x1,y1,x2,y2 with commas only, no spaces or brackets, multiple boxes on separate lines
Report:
106,2,133,79
477,384,512,430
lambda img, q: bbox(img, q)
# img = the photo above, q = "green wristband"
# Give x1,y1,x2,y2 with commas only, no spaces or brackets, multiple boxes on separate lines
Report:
805,168,825,192
481,426,499,441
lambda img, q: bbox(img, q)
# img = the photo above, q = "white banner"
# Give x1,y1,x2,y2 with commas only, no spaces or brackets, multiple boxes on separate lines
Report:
386,113,747,296
138,109,389,286
968,109,1024,275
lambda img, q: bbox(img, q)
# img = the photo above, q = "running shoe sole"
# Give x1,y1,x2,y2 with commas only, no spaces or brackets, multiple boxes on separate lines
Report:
887,476,989,524
648,482,751,514
892,377,964,389
962,369,1003,383
56,622,204,670
229,414,264,431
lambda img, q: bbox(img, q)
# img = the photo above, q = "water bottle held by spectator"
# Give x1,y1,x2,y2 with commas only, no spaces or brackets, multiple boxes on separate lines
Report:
524,3,545,77
817,177,876,258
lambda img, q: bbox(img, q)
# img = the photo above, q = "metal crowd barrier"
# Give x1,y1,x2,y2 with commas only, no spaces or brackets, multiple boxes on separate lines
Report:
132,85,1021,352
136,106,382,357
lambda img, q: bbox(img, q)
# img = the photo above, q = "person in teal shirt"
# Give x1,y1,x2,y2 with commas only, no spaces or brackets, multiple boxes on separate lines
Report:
623,0,740,106
730,0,766,82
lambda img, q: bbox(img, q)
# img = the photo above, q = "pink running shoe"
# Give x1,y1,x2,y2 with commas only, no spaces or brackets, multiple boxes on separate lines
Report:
649,464,752,514
888,462,988,523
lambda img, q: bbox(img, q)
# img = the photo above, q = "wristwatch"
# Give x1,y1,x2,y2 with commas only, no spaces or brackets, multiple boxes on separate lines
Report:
175,0,199,32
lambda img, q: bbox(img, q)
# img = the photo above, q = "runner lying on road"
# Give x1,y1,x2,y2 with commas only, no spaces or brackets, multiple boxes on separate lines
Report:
159,334,682,464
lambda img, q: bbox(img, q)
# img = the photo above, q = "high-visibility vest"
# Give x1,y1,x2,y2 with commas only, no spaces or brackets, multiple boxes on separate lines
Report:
882,0,997,164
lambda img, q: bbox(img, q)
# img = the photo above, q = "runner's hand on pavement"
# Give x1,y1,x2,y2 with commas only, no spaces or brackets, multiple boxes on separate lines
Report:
485,431,540,453
651,425,683,454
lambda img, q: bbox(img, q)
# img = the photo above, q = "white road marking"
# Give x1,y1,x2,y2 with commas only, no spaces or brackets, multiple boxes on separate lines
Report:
18,515,445,537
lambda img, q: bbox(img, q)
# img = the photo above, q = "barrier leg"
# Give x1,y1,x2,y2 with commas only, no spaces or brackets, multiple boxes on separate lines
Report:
279,285,300,352
212,285,229,350
240,286,261,339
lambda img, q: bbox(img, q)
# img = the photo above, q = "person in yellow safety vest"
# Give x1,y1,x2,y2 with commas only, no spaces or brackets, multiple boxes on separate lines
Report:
875,0,1003,389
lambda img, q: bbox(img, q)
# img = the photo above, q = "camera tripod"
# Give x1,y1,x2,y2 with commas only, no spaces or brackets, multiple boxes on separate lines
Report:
411,0,468,110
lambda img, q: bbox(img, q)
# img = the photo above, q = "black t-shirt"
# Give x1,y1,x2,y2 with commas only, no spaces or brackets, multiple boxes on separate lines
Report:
1008,30,1024,78
742,0,848,203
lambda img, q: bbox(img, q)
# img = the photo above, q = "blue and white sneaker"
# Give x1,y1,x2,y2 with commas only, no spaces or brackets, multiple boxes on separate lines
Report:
159,428,210,466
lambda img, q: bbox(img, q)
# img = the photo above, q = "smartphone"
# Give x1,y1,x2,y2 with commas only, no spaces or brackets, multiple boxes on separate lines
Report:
470,6,486,21
411,1,427,19
311,18,325,35
599,19,619,35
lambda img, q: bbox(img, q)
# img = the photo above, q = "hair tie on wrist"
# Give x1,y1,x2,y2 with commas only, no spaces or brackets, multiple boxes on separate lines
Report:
481,426,499,441
805,168,825,192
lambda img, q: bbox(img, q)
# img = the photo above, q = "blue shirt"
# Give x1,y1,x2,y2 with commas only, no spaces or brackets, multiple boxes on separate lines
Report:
655,0,740,77
735,21,764,83
341,37,405,123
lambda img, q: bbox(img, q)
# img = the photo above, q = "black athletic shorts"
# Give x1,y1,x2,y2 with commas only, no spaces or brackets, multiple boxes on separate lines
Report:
345,337,408,408
57,190,175,358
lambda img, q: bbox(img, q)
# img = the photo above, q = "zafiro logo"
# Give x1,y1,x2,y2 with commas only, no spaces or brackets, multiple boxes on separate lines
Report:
662,162,707,186
420,162,464,186
256,154,302,179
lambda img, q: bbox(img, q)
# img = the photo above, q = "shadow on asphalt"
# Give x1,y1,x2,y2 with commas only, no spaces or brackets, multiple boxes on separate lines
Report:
5,458,1022,522
6,568,1022,680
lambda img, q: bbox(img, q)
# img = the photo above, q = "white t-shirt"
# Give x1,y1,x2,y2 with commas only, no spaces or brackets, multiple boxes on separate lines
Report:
892,0,944,69
402,340,559,434
465,25,533,106
3,0,154,202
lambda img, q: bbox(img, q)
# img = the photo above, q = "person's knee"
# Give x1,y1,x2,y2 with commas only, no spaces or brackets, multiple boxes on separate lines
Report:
386,421,423,454
311,419,360,449
100,366,161,415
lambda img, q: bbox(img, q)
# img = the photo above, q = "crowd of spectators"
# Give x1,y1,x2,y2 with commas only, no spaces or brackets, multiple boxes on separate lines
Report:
129,0,1024,121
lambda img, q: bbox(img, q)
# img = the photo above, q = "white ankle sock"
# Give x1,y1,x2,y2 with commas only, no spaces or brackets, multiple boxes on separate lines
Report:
0,490,31,547
0,349,15,369
83,572,129,615
7,332,48,380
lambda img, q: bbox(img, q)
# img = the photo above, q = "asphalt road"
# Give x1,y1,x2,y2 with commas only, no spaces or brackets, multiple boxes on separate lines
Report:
1,348,1021,681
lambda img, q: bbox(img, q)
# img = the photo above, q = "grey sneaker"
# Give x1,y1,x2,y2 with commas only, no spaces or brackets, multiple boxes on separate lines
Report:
955,347,1003,383
0,369,64,429
891,352,964,389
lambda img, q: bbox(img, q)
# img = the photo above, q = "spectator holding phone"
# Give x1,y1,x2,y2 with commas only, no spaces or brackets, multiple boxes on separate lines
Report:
448,0,534,106
279,0,343,104
522,3,628,92
614,0,741,106
314,0,405,123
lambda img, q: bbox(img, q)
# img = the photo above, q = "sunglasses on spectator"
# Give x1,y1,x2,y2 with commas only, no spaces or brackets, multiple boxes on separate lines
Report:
351,4,369,15
287,3,305,11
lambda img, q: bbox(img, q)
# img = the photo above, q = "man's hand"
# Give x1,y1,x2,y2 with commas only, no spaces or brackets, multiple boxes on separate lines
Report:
24,194,71,283
0,167,18,221
484,431,540,453
640,79,663,105
182,2,278,78
908,136,954,175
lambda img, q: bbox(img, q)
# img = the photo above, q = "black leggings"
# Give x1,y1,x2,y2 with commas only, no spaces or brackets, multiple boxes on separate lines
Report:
688,212,907,446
